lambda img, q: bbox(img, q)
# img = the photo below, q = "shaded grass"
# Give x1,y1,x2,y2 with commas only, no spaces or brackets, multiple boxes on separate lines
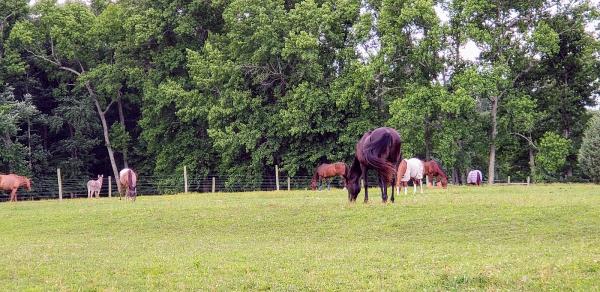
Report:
1,184,600,290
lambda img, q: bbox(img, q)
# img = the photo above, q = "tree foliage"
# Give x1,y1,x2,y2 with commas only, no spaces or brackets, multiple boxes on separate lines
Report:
0,0,598,186
579,113,600,183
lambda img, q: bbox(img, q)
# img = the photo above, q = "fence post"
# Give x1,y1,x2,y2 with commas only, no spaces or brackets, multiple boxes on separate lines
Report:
507,176,511,184
287,177,291,191
57,168,62,201
184,166,188,193
108,176,112,198
527,176,530,186
212,177,216,193
275,165,280,191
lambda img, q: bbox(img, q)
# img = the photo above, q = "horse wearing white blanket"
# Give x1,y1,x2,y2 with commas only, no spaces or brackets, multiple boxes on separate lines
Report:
395,158,424,195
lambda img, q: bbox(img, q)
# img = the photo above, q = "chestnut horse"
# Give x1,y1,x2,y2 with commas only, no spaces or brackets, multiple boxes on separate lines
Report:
423,160,448,188
119,168,137,201
0,174,31,202
396,158,424,195
346,127,402,203
467,170,483,186
87,175,103,198
310,162,348,191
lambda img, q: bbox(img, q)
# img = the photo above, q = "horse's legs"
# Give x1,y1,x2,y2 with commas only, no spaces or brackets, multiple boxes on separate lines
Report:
362,166,369,203
420,179,423,194
10,189,17,202
327,179,331,191
378,176,388,203
390,177,395,203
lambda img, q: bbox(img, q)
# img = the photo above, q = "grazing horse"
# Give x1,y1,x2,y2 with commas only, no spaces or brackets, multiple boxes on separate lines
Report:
346,127,402,203
423,160,448,188
0,174,31,202
310,162,348,191
87,175,103,198
396,158,424,195
119,168,137,201
467,170,483,186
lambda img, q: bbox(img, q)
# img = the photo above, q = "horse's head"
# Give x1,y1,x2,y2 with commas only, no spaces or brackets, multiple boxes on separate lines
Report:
128,185,137,197
345,157,362,201
440,177,448,189
24,178,32,191
345,175,360,201
310,180,317,191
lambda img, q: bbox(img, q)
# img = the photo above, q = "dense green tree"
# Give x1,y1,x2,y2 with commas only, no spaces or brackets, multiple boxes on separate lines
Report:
579,113,600,183
535,132,571,181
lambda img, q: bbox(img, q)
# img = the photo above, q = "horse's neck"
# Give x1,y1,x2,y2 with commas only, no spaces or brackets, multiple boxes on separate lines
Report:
348,157,362,179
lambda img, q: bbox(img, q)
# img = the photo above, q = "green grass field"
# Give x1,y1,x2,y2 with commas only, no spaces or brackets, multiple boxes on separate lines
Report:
1,185,600,290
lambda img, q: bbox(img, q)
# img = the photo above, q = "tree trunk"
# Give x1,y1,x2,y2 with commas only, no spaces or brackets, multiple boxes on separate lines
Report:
27,119,32,170
529,147,535,180
86,82,121,193
488,97,498,185
117,98,129,169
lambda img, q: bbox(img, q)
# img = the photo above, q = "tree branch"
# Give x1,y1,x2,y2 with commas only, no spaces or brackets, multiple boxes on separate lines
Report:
26,49,82,76
102,100,116,115
511,132,538,149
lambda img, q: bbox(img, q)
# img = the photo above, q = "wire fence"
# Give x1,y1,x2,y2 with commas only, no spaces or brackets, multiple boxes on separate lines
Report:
1,167,534,202
0,172,349,202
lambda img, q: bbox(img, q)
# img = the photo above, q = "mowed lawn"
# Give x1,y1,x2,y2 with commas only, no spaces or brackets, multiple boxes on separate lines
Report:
1,185,600,290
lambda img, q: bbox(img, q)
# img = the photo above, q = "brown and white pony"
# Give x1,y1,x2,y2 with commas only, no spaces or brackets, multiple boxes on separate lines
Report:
87,175,103,198
310,162,348,191
0,174,31,202
423,160,448,188
395,158,424,195
119,168,137,201
346,127,402,203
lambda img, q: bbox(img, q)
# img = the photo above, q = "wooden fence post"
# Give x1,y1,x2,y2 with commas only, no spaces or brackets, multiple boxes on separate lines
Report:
108,176,112,198
287,177,291,191
184,166,188,193
507,176,511,184
527,176,531,186
57,168,63,201
275,165,280,191
212,177,216,193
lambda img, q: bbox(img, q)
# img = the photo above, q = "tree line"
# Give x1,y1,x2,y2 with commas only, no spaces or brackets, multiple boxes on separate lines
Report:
1,0,598,188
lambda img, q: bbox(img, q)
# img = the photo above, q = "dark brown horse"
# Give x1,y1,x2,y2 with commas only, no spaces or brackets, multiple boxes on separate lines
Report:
424,160,448,188
0,174,31,202
310,162,348,191
346,127,402,203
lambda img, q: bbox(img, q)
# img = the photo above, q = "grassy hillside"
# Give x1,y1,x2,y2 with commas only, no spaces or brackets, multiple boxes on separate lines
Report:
1,185,600,290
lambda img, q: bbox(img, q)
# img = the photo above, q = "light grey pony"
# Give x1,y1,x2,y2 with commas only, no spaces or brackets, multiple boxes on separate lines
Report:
87,175,103,198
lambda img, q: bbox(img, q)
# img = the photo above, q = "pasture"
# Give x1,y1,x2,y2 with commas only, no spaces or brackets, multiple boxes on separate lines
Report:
1,185,600,290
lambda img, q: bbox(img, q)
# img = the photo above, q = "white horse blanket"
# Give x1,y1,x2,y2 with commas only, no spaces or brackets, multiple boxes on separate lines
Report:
467,170,483,184
401,158,424,182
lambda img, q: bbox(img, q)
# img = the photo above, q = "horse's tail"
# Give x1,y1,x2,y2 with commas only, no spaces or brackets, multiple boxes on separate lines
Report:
476,171,482,184
362,132,395,183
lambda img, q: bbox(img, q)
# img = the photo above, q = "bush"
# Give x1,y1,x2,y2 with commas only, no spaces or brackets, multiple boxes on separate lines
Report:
535,132,571,181
579,114,600,183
